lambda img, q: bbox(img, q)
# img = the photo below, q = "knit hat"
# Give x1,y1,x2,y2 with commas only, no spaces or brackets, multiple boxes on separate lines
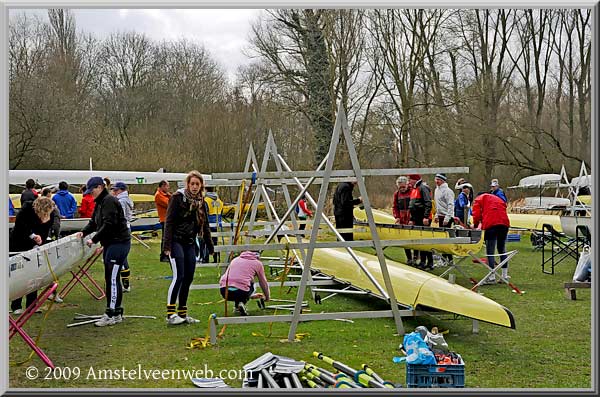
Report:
435,173,448,182
408,174,421,181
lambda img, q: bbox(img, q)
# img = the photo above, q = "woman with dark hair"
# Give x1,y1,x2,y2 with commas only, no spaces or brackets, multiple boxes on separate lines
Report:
10,197,57,315
163,170,214,325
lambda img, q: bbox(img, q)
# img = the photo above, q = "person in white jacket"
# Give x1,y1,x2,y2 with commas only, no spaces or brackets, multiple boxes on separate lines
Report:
434,173,455,264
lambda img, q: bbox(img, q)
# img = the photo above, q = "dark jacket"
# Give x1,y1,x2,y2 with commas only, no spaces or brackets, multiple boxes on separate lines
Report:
10,201,54,252
163,190,213,253
393,188,412,225
20,189,37,206
490,188,508,203
333,182,361,218
409,180,432,221
50,207,61,239
81,189,131,246
52,189,78,219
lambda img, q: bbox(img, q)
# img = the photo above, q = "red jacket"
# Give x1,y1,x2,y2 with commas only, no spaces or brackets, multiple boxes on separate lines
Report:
79,193,95,218
471,193,510,230
393,188,412,224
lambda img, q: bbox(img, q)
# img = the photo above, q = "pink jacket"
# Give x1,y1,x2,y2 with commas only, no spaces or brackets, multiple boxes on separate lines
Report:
219,251,270,300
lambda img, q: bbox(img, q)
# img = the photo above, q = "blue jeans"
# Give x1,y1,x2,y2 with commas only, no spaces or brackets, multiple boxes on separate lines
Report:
484,225,509,269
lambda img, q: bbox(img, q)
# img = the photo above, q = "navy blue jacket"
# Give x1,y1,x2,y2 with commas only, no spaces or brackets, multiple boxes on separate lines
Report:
491,188,507,203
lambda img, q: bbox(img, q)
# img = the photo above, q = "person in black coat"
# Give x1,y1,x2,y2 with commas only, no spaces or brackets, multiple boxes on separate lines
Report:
10,197,56,314
20,178,38,206
333,181,362,241
163,170,213,325
76,177,131,327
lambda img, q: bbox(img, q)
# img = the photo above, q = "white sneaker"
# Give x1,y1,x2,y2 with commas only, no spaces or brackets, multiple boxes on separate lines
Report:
12,308,23,315
237,302,248,316
183,316,200,324
49,294,64,303
166,314,185,325
481,278,496,285
113,315,123,324
122,286,131,293
95,314,117,327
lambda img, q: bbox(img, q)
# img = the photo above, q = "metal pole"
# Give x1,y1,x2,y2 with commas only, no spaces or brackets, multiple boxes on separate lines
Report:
337,104,405,336
277,153,390,299
287,102,344,341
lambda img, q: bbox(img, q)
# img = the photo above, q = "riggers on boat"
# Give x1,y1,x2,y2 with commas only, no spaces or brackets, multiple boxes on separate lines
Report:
9,234,97,301
352,208,484,257
310,245,515,329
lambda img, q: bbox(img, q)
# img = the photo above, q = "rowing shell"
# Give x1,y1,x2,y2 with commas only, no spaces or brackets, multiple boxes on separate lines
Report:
9,216,161,234
9,234,98,301
352,208,484,256
311,245,515,329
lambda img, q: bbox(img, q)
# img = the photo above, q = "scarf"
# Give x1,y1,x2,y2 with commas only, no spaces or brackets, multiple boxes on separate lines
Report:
183,188,205,229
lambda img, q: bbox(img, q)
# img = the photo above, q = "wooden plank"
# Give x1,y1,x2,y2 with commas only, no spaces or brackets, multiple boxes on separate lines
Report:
563,282,591,300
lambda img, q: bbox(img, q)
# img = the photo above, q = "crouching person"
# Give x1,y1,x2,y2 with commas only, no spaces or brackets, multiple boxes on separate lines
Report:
219,251,270,316
76,177,131,327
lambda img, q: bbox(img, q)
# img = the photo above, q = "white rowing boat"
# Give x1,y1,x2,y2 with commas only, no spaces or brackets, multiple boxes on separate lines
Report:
9,169,209,186
8,216,161,234
560,215,592,238
9,234,97,301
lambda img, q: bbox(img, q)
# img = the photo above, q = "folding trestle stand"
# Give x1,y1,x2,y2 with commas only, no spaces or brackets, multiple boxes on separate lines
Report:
9,283,58,368
469,250,523,295
56,250,105,301
541,224,587,275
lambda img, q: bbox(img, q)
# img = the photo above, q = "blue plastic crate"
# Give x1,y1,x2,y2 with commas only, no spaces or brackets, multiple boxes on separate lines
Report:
406,357,465,388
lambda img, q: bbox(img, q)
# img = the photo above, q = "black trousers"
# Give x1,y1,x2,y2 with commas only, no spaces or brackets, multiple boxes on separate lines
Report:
220,285,254,306
11,292,38,312
103,241,131,317
335,213,354,242
437,215,454,263
167,241,197,308
412,213,433,266
484,225,509,269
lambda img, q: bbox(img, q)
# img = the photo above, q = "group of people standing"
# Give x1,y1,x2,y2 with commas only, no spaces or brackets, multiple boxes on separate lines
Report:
392,174,511,280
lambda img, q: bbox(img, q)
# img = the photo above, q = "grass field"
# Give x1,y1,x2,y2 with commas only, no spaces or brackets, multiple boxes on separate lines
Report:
8,232,592,389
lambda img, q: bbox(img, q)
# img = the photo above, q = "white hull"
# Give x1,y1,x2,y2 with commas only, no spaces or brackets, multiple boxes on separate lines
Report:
9,169,210,186
9,217,161,233
9,234,97,301
560,215,592,237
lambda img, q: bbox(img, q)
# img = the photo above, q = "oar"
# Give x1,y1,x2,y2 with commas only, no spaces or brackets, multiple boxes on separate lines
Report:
361,364,395,388
303,364,336,386
313,352,387,388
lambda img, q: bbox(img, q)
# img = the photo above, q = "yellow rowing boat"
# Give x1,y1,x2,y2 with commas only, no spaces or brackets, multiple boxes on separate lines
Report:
353,208,484,256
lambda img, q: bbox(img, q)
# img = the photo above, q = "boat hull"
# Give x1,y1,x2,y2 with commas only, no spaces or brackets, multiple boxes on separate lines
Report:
9,234,97,301
311,247,515,329
560,215,592,237
353,208,484,256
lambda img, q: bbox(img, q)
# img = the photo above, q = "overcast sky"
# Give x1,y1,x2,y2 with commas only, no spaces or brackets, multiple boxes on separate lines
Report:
11,8,264,81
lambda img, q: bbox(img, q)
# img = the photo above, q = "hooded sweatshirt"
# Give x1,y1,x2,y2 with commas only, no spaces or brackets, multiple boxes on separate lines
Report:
219,251,270,300
204,191,223,226
116,190,135,225
434,182,455,223
52,189,78,219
